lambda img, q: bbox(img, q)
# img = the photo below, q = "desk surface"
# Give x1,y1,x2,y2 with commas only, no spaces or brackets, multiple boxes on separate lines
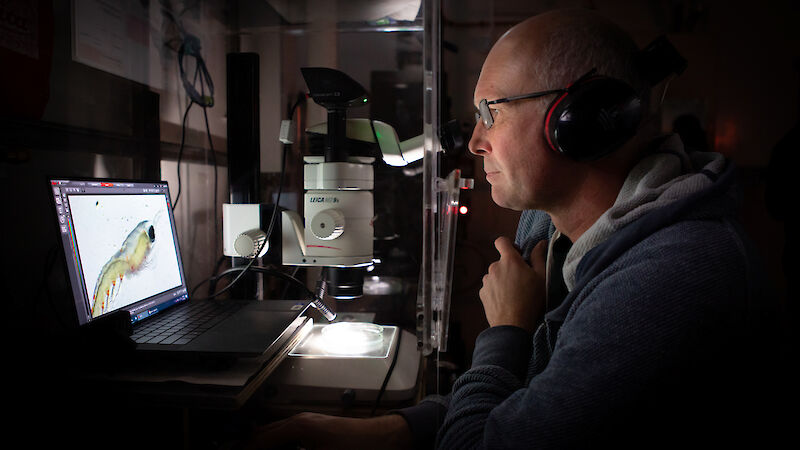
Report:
63,316,312,410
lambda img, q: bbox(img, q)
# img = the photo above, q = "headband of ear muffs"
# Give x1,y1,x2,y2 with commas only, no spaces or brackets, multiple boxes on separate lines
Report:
541,36,687,161
543,74,643,161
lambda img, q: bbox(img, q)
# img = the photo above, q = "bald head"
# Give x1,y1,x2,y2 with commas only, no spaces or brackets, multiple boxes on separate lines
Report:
483,8,648,111
469,9,654,237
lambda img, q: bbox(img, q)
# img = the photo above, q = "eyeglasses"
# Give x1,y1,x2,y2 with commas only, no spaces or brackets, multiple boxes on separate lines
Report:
475,69,598,129
475,89,564,130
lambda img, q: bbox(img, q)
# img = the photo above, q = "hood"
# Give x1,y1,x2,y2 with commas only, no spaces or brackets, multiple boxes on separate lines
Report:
562,133,738,291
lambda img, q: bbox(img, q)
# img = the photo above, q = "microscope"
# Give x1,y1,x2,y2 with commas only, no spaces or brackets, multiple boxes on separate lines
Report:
220,67,469,407
222,67,424,316
280,66,375,303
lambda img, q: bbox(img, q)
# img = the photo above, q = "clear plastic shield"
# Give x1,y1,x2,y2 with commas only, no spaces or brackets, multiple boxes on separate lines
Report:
417,0,473,355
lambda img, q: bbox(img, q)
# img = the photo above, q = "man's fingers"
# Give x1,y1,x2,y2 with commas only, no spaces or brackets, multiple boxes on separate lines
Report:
494,236,522,259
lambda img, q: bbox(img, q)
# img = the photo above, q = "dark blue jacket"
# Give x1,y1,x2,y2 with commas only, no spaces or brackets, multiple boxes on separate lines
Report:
397,138,786,449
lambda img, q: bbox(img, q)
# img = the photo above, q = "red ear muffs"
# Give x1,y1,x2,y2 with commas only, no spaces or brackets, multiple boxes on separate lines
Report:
543,76,643,161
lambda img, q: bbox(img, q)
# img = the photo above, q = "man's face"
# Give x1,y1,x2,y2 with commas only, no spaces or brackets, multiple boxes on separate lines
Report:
468,40,580,212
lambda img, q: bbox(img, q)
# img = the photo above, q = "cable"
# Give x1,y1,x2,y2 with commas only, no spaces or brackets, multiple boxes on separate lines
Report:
202,104,219,252
250,266,318,298
202,94,306,298
371,328,403,416
178,33,214,107
190,257,230,299
207,254,229,296
193,264,319,302
202,256,258,300
279,265,301,299
172,100,193,211
210,264,335,321
163,15,223,291
170,8,215,211
188,93,306,300
197,142,289,300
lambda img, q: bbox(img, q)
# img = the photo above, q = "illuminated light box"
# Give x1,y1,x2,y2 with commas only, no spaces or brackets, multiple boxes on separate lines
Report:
267,321,419,405
290,322,394,358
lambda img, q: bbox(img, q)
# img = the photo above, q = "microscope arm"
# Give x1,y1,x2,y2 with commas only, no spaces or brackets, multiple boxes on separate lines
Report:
306,119,423,166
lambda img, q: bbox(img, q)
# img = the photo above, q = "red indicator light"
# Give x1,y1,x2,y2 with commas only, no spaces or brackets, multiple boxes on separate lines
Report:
100,182,113,187
459,205,468,215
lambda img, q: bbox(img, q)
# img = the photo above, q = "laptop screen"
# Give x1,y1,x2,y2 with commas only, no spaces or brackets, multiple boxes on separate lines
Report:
49,177,189,326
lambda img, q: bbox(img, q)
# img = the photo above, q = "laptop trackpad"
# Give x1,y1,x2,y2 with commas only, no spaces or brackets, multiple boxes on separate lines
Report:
186,308,300,355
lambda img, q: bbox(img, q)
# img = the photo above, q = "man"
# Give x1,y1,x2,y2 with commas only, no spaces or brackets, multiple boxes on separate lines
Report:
246,8,785,449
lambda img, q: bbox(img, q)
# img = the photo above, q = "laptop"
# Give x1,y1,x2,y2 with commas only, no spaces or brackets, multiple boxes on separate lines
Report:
48,176,311,357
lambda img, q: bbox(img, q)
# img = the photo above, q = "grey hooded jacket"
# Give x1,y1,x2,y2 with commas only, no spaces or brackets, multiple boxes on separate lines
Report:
396,134,784,449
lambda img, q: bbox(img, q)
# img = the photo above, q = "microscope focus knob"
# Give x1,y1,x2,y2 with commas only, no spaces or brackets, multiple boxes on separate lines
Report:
310,209,345,240
234,228,268,258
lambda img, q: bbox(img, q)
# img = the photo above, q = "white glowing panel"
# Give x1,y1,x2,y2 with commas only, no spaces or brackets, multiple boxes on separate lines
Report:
289,322,397,358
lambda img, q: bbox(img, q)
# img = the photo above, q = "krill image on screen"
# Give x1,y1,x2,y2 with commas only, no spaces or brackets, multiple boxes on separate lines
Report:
67,194,182,318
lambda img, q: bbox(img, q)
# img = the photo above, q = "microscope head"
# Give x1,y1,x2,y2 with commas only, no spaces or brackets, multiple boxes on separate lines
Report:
301,67,369,163
278,67,375,301
301,67,369,110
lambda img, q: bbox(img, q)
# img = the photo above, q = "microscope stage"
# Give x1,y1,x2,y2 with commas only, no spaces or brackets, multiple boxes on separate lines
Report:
267,323,419,404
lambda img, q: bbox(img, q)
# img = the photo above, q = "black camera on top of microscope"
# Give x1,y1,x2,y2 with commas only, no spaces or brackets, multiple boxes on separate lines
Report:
301,67,371,163
301,67,369,109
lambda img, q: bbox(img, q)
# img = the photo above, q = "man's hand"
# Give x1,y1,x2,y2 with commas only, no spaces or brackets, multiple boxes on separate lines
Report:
479,237,547,332
243,412,413,450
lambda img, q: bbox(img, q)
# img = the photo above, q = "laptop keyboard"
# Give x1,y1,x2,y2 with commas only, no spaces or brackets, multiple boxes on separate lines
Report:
131,300,245,345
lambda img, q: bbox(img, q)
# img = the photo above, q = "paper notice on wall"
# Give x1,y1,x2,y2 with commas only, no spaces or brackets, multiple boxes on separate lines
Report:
71,0,163,89
0,0,39,59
